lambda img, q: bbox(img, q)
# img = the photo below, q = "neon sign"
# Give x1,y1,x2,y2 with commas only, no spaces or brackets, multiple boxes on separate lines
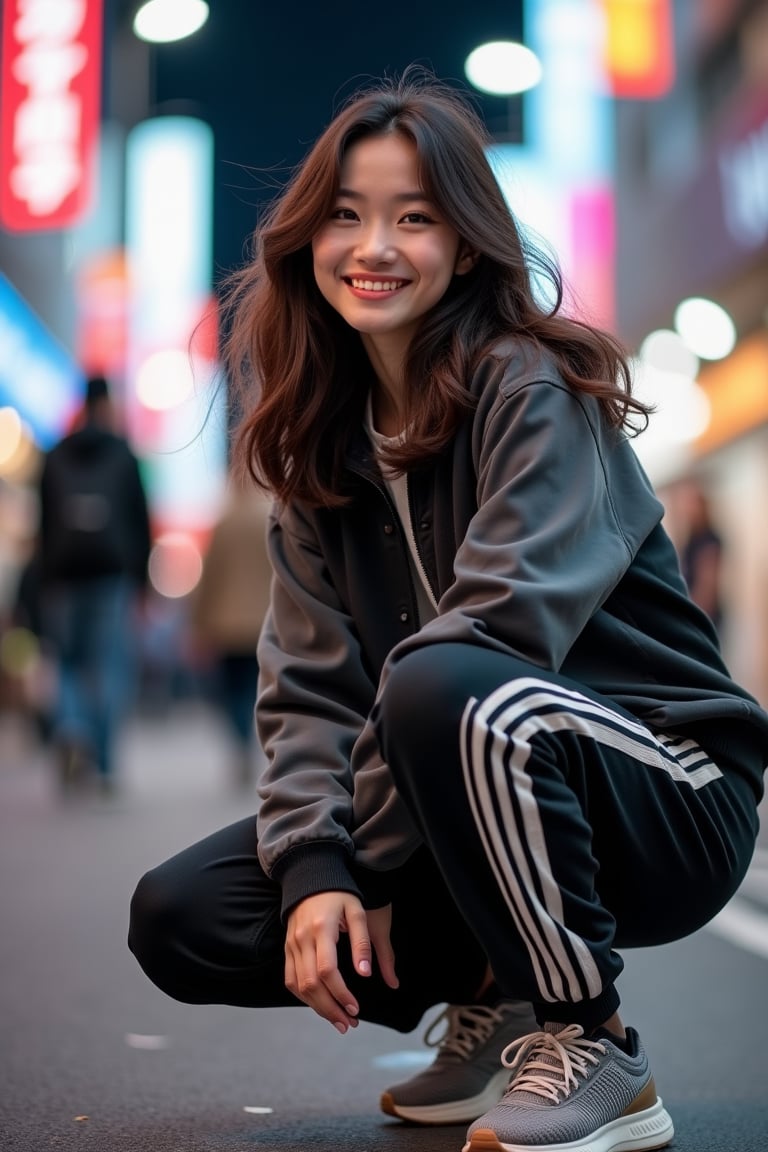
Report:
0,0,103,232
600,0,674,99
0,272,83,447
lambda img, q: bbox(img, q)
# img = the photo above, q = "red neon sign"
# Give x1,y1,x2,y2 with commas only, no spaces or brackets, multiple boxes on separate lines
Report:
0,0,103,232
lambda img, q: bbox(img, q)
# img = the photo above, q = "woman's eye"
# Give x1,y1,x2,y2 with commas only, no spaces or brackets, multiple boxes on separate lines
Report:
330,207,358,221
401,211,433,224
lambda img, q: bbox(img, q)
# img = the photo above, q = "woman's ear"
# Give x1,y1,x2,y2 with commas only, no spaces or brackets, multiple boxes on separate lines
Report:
455,245,479,275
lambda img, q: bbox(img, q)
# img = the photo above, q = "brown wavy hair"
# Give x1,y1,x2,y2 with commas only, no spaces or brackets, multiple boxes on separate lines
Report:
224,68,649,508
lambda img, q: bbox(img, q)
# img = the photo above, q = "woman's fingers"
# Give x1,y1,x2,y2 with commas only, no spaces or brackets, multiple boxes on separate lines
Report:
285,891,368,1031
345,900,374,978
286,943,358,1031
367,904,399,989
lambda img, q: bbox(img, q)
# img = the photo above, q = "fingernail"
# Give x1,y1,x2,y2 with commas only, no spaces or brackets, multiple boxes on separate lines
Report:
346,1003,358,1015
334,1021,347,1034
358,959,371,975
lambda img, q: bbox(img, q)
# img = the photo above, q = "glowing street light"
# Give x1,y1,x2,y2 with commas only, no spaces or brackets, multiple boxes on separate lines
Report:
465,41,543,96
674,297,737,361
133,0,209,44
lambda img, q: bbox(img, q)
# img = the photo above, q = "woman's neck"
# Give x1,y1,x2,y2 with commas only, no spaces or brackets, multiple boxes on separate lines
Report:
362,336,407,437
370,387,405,438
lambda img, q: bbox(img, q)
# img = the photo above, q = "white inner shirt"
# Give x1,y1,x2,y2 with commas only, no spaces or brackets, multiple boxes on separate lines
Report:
364,395,438,627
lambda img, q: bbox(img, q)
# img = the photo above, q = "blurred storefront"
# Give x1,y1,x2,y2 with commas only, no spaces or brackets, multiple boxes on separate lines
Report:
614,0,768,704
0,0,227,716
2,0,768,708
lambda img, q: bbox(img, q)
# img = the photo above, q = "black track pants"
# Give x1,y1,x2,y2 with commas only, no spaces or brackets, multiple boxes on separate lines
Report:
128,820,489,1034
129,644,761,1034
372,644,762,1029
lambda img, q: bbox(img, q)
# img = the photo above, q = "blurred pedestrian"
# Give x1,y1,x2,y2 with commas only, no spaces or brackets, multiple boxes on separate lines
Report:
37,374,151,794
674,478,725,635
189,477,272,787
128,71,767,1152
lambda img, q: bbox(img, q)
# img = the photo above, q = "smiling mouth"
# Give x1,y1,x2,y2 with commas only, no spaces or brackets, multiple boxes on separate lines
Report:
346,277,408,292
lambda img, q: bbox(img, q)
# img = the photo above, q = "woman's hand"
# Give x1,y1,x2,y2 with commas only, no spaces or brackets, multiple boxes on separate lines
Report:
366,903,397,989
285,892,398,1032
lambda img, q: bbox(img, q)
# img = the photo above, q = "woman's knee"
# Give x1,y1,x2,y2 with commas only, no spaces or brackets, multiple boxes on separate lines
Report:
128,820,283,1004
379,645,468,730
377,643,534,740
128,863,198,999
129,865,175,949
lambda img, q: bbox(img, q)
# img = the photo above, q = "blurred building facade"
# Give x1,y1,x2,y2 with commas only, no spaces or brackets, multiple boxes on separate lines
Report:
0,0,226,716
614,0,768,704
2,0,768,710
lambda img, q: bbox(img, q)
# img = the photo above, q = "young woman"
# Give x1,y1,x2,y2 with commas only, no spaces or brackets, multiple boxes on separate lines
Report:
128,71,767,1152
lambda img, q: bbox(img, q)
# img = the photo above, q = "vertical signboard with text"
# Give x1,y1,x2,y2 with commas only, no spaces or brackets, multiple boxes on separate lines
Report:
0,0,103,232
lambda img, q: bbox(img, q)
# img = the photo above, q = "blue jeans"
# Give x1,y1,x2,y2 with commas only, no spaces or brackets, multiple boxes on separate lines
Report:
43,576,141,778
216,652,259,748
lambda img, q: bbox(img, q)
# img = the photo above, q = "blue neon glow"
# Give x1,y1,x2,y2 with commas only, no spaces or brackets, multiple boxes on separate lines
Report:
0,272,83,448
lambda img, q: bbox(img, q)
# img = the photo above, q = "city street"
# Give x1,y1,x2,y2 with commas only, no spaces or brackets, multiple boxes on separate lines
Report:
1,699,767,1152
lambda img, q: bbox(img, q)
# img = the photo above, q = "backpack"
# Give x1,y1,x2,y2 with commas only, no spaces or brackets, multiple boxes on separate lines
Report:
41,435,136,580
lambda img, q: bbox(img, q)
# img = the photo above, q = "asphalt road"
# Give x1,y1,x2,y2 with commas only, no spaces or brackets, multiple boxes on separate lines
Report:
1,701,767,1152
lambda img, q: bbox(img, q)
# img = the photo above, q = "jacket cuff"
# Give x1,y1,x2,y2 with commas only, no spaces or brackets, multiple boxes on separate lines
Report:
271,842,362,922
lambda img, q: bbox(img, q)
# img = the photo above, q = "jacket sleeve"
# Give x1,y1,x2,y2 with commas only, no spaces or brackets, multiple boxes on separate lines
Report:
352,361,663,872
255,502,378,918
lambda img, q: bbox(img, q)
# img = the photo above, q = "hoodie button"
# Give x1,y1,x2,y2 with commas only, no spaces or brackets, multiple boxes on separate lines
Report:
384,523,394,535
399,611,409,622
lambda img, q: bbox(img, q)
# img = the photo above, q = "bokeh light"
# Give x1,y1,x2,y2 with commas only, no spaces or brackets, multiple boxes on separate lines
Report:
135,349,195,411
674,297,737,361
465,41,543,96
148,532,203,598
638,329,699,378
133,0,209,44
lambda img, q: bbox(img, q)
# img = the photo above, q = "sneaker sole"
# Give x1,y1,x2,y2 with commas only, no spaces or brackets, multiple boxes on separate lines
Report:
462,1095,674,1152
380,1067,512,1125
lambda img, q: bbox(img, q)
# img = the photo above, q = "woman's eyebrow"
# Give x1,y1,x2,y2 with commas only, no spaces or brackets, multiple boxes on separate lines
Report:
337,187,431,202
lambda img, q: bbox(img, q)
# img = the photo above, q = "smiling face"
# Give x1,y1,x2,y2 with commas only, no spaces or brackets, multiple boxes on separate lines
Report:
311,131,476,370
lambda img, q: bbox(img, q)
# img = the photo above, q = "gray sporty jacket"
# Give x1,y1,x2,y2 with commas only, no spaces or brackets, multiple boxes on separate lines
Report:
255,337,768,918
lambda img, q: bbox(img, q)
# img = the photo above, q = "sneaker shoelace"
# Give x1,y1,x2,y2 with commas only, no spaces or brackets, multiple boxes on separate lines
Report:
500,1024,608,1103
424,1004,511,1061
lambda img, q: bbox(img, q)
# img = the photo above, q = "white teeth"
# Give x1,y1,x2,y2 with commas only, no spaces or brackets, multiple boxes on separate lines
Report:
350,279,403,291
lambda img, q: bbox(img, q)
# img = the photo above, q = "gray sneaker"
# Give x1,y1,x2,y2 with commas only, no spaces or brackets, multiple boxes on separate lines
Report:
463,1022,674,1152
380,1000,538,1125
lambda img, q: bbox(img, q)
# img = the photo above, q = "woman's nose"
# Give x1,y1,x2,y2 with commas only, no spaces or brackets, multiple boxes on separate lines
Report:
353,225,395,263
